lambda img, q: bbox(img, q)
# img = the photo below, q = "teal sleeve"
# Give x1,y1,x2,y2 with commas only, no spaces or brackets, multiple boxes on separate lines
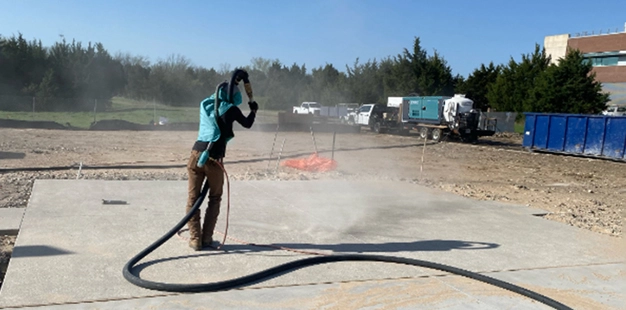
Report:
216,88,242,105
233,91,242,105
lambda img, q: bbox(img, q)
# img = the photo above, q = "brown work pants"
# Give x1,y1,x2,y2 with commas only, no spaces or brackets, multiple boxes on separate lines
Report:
186,150,224,245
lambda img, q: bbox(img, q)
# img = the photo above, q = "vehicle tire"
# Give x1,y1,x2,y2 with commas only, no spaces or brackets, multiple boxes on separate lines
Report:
431,128,442,142
373,121,382,134
419,127,429,140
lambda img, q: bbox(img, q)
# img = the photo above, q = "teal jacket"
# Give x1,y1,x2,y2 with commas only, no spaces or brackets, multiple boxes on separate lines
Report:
197,86,243,143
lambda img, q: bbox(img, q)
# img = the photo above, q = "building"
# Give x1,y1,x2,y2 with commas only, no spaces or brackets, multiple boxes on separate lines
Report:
544,23,626,106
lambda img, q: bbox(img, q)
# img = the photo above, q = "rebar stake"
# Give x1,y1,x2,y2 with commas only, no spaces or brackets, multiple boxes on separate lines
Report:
310,126,318,154
267,124,279,171
274,138,286,174
420,135,427,179
331,131,336,160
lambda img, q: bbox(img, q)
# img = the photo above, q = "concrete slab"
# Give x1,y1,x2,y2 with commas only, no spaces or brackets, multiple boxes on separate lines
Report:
0,180,623,309
0,208,24,235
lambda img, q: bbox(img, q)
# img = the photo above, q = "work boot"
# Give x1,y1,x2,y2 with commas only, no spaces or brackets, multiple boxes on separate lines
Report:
201,219,214,248
186,207,203,251
189,238,202,251
202,199,221,248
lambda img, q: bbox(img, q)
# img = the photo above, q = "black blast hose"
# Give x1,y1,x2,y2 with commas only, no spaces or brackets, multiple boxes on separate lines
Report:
228,68,254,104
216,68,253,119
122,182,572,310
122,74,571,310
214,82,228,119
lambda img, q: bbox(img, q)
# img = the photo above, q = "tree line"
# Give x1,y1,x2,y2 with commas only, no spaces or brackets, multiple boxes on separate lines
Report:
0,33,608,114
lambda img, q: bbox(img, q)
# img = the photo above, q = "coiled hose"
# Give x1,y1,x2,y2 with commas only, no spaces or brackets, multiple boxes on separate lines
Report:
122,180,572,310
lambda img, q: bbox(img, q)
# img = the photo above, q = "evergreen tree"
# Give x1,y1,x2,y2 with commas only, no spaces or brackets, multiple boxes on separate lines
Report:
529,49,609,114
456,62,501,111
346,58,384,104
487,44,550,112
11,33,609,115
384,37,428,96
420,50,455,96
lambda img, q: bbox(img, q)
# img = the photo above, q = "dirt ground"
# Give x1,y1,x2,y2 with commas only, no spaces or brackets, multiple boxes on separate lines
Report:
1,127,624,288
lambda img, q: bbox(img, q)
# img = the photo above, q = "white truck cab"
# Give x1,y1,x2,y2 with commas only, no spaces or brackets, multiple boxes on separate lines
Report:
293,102,322,114
602,105,626,116
348,104,378,126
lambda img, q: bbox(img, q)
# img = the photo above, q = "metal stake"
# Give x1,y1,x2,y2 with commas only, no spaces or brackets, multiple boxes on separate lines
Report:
310,126,318,154
331,131,336,160
76,162,83,179
275,138,286,174
420,135,427,178
93,99,97,124
267,124,279,171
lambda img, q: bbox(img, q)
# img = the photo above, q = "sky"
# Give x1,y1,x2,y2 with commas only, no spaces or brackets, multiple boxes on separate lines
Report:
2,0,625,78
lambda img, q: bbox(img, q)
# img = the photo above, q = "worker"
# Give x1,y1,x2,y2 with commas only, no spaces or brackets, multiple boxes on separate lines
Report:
185,69,258,251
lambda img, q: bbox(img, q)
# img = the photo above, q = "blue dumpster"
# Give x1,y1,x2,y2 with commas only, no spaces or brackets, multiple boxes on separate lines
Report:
523,113,626,160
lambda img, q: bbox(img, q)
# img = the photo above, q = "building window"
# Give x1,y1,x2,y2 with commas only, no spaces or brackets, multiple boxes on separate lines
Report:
583,52,622,67
591,56,618,66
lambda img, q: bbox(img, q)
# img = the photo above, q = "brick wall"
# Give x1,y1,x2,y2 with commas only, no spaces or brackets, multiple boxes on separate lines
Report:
592,66,626,83
568,33,626,53
567,33,626,84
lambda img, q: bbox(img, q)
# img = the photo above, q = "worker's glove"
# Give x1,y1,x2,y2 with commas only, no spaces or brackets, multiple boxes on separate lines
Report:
248,101,259,112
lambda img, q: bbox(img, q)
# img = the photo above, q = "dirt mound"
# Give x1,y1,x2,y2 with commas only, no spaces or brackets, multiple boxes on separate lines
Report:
0,119,67,130
89,120,148,131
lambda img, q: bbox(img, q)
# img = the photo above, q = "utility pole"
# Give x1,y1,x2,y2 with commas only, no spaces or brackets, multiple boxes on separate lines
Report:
93,99,98,123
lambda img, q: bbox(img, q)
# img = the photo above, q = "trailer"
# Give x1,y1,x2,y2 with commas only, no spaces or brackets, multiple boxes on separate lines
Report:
400,95,496,142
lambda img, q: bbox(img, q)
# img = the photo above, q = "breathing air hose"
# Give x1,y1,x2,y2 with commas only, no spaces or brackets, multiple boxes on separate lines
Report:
122,72,573,310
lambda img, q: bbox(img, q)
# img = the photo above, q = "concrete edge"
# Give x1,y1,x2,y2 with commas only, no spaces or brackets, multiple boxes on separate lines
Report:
0,208,25,236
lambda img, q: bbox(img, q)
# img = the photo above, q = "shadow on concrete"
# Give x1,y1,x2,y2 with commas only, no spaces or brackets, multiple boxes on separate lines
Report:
0,152,25,160
11,245,74,258
131,239,499,274
131,251,230,275
222,239,500,254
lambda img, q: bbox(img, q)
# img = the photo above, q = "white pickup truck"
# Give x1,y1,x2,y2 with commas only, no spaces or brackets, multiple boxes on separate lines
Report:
345,103,406,133
293,102,321,115
602,105,626,116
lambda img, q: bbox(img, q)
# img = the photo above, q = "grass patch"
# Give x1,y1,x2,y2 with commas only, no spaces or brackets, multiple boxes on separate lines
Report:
110,97,182,110
1,97,282,129
0,111,102,128
0,97,197,129
514,121,525,134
